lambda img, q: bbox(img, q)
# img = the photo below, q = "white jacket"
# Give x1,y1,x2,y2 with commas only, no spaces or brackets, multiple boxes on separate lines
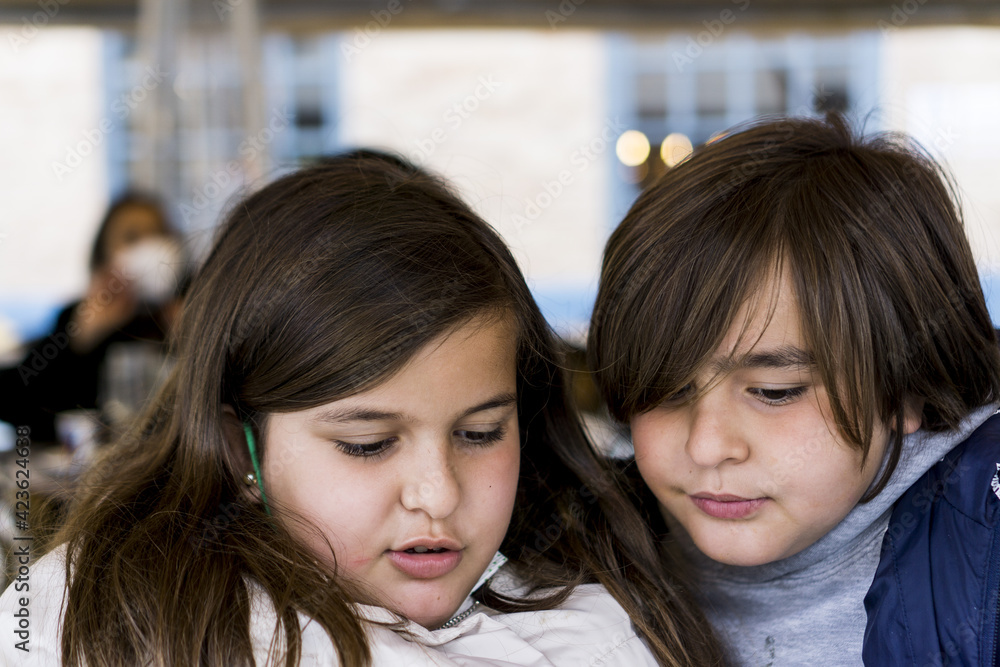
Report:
0,547,656,666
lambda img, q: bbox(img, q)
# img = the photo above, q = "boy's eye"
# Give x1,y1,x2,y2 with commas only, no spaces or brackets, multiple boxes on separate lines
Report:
455,426,506,446
335,438,395,459
662,384,693,405
748,386,807,405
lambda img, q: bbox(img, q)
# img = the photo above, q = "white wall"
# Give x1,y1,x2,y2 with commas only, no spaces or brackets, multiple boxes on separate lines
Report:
337,29,613,338
881,27,1000,272
0,27,108,350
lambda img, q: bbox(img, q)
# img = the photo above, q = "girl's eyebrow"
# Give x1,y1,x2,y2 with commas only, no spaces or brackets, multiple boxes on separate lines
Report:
711,345,816,374
457,392,518,419
311,392,518,425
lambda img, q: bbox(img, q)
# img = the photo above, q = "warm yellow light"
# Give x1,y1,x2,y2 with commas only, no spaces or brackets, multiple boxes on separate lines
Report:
660,133,694,167
616,130,650,167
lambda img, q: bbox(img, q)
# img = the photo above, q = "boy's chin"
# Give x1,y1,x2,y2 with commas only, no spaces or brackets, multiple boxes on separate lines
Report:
702,547,778,567
692,532,809,567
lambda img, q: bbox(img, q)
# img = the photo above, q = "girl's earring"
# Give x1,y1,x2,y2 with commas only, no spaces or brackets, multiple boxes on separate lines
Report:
244,472,257,486
243,422,271,516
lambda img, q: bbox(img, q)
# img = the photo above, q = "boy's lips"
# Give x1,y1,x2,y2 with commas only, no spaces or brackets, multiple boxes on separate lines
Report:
689,493,768,519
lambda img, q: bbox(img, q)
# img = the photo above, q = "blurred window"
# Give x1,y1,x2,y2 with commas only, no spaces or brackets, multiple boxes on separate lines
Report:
615,31,880,195
104,32,341,238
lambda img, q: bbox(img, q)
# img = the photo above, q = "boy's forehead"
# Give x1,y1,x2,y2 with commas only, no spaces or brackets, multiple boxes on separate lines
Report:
713,268,814,369
708,344,816,375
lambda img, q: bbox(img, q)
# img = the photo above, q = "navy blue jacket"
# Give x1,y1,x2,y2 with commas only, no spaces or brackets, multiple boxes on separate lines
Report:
864,412,1000,666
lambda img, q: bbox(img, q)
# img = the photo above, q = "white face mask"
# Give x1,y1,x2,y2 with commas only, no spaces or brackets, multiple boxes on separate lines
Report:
115,236,183,305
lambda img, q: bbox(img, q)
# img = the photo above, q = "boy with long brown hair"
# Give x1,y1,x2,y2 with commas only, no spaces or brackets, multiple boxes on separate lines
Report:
590,114,1000,665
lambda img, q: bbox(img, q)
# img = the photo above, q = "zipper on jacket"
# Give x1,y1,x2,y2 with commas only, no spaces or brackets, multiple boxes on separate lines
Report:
990,501,1000,667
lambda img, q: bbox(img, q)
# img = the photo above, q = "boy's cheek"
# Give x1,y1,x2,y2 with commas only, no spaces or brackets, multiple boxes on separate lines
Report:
630,413,681,462
631,432,682,493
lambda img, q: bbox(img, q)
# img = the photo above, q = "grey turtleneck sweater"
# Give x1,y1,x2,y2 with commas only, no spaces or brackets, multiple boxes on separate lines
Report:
668,404,998,667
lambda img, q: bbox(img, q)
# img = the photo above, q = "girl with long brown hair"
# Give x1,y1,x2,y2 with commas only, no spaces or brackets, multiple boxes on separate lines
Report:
0,150,724,666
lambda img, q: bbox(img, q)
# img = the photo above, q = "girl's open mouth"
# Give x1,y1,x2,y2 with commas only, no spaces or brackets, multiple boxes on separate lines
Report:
386,548,463,578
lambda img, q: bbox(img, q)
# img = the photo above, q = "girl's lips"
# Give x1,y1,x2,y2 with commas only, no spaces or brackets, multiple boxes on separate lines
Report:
690,495,768,519
385,549,463,579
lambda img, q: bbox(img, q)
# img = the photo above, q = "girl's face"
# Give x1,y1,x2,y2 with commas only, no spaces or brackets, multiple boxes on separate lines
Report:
262,317,521,629
630,271,919,567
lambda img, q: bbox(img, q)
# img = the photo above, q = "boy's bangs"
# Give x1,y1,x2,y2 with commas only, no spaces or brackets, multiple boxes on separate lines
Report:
602,181,789,421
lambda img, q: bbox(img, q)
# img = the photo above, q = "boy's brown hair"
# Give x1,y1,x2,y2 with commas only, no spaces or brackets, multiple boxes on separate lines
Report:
589,114,1000,498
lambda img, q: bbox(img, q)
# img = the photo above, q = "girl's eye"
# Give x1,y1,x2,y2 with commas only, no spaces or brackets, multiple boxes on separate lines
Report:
748,386,807,405
335,438,395,459
455,426,506,446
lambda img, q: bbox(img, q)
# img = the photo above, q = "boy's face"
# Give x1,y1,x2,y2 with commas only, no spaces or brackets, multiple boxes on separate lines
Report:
630,271,915,567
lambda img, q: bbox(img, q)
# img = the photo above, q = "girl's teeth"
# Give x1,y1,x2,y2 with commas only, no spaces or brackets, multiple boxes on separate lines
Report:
414,546,429,553
408,546,446,553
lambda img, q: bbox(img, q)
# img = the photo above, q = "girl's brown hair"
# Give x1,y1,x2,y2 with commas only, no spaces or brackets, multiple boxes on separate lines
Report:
53,150,724,666
589,114,1000,499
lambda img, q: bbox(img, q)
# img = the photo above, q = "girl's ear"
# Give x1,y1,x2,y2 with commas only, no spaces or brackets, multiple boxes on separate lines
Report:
222,406,269,509
901,396,925,435
221,404,253,474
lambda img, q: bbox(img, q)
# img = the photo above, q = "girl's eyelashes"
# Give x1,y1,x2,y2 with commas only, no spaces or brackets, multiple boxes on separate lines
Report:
748,386,807,405
455,425,506,446
333,425,507,459
335,438,396,459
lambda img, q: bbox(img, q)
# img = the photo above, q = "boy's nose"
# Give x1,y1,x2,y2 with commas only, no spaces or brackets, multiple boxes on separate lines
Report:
400,442,461,519
684,398,750,468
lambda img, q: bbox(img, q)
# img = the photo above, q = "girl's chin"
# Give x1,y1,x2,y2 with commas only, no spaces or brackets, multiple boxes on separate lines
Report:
401,603,462,630
383,584,471,628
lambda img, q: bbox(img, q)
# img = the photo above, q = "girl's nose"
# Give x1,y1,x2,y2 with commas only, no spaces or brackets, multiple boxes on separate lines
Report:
400,441,461,519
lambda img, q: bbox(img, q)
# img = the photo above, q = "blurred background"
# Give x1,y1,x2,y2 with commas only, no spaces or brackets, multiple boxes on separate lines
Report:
1,0,1000,442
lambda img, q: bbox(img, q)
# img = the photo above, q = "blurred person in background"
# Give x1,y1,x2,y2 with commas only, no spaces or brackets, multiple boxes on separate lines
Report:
0,192,186,442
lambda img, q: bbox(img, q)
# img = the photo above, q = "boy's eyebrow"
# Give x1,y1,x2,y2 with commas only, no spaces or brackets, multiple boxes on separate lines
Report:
311,392,517,424
711,345,816,374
